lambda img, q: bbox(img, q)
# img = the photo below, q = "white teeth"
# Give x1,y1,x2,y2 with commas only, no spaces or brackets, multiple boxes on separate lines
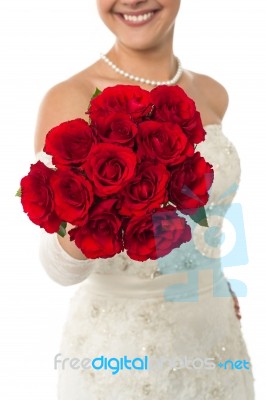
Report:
123,12,154,23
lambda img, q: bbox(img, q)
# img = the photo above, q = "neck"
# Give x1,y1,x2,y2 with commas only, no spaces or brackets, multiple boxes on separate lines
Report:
107,41,177,83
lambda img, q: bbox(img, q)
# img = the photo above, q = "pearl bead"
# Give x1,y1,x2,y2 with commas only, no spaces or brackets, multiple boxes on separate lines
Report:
100,53,183,87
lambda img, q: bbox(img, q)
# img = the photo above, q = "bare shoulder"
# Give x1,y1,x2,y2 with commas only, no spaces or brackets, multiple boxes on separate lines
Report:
191,71,229,121
34,72,95,153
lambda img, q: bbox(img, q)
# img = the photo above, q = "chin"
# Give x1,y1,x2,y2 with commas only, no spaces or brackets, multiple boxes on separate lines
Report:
119,39,158,52
117,30,172,53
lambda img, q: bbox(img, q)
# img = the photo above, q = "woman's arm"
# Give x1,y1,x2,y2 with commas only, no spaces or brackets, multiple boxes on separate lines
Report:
34,78,96,284
180,70,229,126
39,231,94,286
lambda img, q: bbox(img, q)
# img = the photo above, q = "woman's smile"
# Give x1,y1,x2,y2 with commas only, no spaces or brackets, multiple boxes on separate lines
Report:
114,9,160,28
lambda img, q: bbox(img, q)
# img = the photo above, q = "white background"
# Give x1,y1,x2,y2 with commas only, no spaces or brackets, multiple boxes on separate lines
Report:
0,0,265,398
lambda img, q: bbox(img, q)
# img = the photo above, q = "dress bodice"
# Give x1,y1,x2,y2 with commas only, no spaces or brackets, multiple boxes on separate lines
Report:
37,124,241,293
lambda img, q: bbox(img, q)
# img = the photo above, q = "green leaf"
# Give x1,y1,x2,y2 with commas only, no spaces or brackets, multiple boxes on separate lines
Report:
87,88,102,119
57,222,67,238
189,206,209,227
91,87,102,99
15,187,22,197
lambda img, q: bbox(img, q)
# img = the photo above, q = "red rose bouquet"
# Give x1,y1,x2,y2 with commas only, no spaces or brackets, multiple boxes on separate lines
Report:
16,85,214,261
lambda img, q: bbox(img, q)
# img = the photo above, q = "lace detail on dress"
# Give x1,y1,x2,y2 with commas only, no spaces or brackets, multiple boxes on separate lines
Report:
58,283,255,399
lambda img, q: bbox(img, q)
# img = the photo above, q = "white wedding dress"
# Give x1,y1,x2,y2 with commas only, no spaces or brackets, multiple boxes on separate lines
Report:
37,124,255,399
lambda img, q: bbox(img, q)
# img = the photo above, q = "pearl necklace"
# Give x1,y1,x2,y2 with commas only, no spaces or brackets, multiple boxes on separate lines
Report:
100,53,183,87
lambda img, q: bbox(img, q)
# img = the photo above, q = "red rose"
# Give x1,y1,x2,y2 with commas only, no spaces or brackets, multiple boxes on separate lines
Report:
69,199,123,259
119,161,170,217
137,121,194,166
44,119,95,167
84,143,137,196
50,170,94,226
168,151,214,214
20,161,61,233
88,85,154,122
150,85,206,144
124,206,192,261
92,113,138,148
